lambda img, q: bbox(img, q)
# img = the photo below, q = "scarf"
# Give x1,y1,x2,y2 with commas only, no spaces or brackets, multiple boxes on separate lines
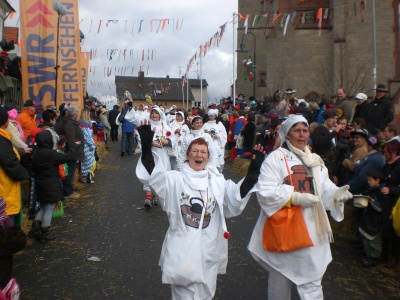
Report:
181,162,208,190
286,141,334,244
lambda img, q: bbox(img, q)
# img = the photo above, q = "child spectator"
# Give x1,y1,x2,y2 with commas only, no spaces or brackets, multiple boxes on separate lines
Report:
30,130,79,242
0,197,26,293
359,170,386,267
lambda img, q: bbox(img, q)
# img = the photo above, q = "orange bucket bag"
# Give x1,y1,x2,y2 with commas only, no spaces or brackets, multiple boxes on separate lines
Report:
262,150,313,252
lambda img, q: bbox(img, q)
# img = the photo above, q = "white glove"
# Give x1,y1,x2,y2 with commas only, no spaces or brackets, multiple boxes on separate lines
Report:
291,192,320,208
334,185,353,202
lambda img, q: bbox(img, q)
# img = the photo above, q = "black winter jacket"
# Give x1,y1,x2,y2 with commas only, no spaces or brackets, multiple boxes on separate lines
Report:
32,130,77,203
55,116,84,160
366,96,394,134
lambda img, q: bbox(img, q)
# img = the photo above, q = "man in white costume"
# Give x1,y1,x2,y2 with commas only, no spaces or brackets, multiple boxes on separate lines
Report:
248,114,353,300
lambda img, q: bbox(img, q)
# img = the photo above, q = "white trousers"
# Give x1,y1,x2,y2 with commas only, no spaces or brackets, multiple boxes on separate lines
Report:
267,267,323,300
170,285,213,300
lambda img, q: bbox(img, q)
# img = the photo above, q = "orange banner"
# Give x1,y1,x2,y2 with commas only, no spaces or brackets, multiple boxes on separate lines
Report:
80,51,90,98
20,0,82,111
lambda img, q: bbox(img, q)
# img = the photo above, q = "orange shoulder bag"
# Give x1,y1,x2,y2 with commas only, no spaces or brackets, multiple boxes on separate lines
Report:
262,150,314,252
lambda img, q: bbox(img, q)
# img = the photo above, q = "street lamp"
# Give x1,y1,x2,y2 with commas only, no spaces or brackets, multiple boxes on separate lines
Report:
53,1,68,110
236,32,256,100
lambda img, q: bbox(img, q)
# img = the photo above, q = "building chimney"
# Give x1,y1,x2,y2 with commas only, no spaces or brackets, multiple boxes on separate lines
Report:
138,71,145,84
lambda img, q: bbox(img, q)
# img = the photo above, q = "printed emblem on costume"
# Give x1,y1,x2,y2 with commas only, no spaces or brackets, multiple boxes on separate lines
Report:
283,164,312,193
180,193,215,228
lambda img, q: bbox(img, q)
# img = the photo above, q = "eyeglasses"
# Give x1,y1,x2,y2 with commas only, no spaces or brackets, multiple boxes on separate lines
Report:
190,149,208,155
290,129,310,134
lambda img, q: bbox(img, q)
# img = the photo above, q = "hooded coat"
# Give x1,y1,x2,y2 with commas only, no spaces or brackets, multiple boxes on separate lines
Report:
32,130,77,203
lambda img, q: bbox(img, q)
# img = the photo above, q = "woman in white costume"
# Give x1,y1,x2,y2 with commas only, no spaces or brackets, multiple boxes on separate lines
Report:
136,119,264,300
248,114,353,300
177,116,219,171
168,111,189,170
142,107,175,208
202,109,227,172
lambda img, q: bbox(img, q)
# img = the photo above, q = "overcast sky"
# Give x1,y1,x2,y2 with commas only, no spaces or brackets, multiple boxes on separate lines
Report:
6,0,238,103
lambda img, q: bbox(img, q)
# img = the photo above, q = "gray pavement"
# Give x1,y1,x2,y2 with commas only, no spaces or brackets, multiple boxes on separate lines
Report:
13,140,400,299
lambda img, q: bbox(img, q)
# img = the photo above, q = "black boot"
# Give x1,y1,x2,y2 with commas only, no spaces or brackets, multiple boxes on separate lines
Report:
27,220,42,240
39,227,56,242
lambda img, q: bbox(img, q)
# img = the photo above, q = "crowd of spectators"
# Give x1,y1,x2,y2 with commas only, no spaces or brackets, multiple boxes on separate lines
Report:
0,83,399,296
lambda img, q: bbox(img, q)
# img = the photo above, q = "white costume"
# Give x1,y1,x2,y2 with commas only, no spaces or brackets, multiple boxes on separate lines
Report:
248,114,350,299
142,107,175,192
202,109,227,170
169,112,189,170
136,149,253,299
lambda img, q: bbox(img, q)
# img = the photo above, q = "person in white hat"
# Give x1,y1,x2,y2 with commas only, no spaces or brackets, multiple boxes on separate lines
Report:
168,111,190,170
202,109,227,172
248,114,352,300
353,92,369,121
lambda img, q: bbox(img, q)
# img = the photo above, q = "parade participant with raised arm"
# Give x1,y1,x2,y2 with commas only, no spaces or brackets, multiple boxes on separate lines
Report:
248,114,353,300
142,106,175,208
136,118,264,300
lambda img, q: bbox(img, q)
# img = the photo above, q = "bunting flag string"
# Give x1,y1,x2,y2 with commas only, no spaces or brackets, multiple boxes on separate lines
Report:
82,48,157,61
180,13,237,86
239,0,368,33
79,17,184,36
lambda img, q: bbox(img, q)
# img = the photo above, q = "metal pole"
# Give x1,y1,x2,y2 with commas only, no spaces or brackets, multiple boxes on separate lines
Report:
54,15,60,109
252,33,256,99
233,12,236,103
371,0,377,91
200,53,203,108
187,77,189,110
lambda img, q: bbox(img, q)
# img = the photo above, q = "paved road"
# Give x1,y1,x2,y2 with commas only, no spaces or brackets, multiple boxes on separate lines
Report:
13,141,400,299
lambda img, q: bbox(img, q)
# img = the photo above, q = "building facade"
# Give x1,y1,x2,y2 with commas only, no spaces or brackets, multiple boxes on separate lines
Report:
237,0,397,108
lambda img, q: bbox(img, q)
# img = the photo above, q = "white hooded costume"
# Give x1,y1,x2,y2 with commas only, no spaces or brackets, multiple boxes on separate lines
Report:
136,137,254,299
248,114,348,297
202,109,227,170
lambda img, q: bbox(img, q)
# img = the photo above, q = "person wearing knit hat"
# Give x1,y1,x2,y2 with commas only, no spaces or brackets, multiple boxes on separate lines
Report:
17,99,38,141
4,101,28,150
203,108,227,171
311,105,345,181
249,113,352,299
353,92,370,121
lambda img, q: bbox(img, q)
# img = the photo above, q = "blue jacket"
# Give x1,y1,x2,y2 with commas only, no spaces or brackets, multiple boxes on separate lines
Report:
121,108,135,133
348,151,385,194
